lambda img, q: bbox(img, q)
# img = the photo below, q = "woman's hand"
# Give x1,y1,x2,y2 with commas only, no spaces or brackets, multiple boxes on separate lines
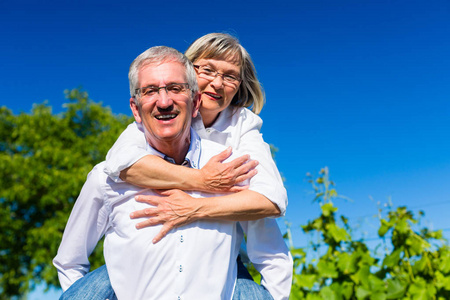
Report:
130,190,203,244
199,147,258,193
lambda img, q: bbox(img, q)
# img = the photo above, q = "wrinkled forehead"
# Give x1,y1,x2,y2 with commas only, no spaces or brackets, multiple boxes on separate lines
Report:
137,60,187,85
139,58,185,72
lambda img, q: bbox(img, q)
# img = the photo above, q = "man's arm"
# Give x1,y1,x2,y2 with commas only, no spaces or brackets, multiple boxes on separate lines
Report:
53,165,108,291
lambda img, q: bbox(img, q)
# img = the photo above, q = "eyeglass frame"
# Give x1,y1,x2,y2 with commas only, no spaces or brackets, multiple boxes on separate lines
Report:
193,65,241,86
134,83,191,99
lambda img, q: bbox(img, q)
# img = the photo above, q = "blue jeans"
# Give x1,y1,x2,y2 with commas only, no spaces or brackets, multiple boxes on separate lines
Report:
60,265,117,300
60,257,272,300
232,257,273,300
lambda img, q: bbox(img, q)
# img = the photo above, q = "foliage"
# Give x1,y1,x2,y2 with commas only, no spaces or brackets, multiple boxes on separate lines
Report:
287,167,450,300
0,89,133,298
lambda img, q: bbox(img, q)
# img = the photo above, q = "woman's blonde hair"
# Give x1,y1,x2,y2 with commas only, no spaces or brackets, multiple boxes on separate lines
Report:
185,33,265,114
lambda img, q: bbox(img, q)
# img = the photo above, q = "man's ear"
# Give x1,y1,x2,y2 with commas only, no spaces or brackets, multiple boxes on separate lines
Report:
130,98,142,123
191,92,202,118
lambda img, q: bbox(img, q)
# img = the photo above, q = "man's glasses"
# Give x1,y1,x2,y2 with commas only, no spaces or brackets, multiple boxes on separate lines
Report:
193,65,241,87
134,83,190,99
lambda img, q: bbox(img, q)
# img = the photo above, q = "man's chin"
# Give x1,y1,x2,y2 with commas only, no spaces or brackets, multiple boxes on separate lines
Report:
153,129,184,142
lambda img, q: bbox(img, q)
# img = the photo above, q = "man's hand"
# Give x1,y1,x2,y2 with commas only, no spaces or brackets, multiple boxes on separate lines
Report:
200,147,258,193
130,190,202,244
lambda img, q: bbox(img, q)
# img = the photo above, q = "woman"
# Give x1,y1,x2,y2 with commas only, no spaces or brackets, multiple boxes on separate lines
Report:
61,33,289,300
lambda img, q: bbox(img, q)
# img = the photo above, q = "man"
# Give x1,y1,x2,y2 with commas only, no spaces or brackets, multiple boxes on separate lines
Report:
53,46,292,299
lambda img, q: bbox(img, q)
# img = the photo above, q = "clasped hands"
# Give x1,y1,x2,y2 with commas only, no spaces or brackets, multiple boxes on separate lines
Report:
129,148,258,244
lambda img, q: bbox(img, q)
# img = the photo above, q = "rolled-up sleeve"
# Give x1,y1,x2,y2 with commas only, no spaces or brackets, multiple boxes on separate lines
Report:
104,122,149,182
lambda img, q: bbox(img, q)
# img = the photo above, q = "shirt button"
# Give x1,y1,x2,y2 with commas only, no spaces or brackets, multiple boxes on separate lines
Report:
179,265,183,272
180,235,184,243
178,297,181,300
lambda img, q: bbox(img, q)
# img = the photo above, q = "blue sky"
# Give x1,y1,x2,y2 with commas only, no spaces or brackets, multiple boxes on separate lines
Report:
2,0,450,298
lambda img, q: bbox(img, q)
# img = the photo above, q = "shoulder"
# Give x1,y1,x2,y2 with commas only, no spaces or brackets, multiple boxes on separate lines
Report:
213,107,262,130
87,162,109,184
230,107,263,131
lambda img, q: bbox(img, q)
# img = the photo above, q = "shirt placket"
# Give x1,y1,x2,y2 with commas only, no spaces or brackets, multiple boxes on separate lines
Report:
163,144,197,299
174,230,186,299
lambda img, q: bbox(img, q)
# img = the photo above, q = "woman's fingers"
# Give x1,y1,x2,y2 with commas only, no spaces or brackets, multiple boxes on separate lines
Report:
152,223,173,244
135,215,163,229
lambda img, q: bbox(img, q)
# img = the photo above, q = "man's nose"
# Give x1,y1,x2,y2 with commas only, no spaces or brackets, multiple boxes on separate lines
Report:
156,89,174,108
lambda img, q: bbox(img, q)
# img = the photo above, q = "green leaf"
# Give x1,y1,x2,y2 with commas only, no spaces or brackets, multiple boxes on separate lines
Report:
330,281,354,300
378,219,390,237
319,286,339,300
321,203,337,217
368,275,385,292
371,292,387,300
356,286,371,299
317,259,338,278
337,252,357,274
395,219,410,234
386,278,407,299
306,293,322,300
439,251,450,273
351,265,370,287
408,278,436,300
291,247,306,258
328,223,350,243
382,248,402,268
296,274,317,289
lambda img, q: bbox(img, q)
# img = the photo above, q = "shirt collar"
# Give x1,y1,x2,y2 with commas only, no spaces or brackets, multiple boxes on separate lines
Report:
145,127,201,169
193,106,236,132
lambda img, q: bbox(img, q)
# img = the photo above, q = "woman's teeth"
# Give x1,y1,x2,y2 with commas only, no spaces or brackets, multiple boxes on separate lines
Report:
205,92,221,99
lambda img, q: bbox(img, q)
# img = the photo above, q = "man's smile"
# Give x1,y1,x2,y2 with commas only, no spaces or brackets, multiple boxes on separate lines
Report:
155,113,178,121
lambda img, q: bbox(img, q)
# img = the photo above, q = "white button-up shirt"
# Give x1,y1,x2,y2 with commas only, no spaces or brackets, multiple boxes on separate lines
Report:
54,130,292,300
104,107,288,215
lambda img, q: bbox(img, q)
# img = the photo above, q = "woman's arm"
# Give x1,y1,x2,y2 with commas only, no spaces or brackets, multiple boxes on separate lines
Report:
120,147,258,192
105,122,257,192
129,189,280,244
232,108,288,215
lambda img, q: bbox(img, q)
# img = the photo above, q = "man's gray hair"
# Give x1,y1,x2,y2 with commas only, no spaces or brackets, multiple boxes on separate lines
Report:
129,46,198,99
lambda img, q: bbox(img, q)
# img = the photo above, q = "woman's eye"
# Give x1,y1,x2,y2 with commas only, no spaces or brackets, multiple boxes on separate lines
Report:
202,67,215,74
224,75,238,82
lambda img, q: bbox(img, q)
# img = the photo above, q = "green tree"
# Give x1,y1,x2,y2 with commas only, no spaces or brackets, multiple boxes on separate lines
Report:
288,168,450,300
0,89,133,298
